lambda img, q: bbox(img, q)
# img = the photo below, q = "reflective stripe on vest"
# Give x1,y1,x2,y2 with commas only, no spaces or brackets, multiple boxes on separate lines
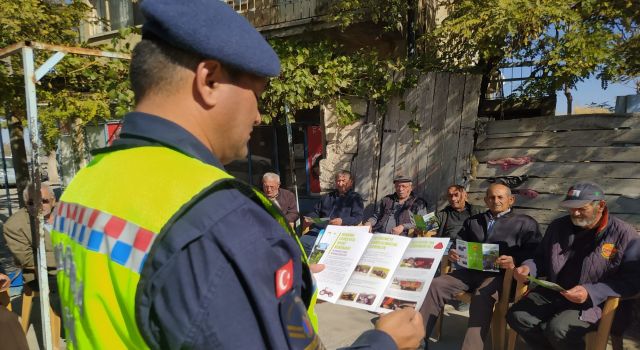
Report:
51,146,317,349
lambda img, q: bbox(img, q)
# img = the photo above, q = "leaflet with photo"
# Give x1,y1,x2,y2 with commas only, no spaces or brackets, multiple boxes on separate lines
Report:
455,239,500,272
377,237,450,313
310,225,373,303
414,212,440,232
311,225,449,312
336,234,411,311
305,216,330,225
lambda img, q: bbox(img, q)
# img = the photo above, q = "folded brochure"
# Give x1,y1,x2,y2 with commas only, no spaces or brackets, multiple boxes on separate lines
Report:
526,275,566,292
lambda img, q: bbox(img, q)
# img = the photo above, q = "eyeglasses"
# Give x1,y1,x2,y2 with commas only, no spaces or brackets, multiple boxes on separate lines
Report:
27,198,51,206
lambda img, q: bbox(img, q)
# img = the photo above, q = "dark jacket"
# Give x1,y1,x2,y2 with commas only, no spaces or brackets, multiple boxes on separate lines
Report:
307,189,364,226
368,193,427,234
436,202,484,239
457,209,542,267
112,113,394,350
272,188,299,224
523,210,640,323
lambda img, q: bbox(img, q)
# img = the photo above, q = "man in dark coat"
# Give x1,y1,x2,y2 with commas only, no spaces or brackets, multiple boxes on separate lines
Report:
365,176,427,235
435,185,484,239
507,182,640,350
419,183,541,350
262,172,299,226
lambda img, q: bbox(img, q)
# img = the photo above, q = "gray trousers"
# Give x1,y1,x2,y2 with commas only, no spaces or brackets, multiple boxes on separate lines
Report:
419,269,503,350
506,288,597,350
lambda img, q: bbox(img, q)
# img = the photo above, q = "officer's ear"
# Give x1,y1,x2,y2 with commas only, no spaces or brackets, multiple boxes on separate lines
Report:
194,59,226,108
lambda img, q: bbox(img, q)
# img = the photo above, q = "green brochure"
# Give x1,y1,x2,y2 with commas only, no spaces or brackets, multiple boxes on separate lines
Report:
526,276,566,292
455,239,500,272
414,212,439,231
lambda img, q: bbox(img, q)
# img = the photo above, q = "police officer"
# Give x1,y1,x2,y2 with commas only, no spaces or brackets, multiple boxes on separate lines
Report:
50,0,424,349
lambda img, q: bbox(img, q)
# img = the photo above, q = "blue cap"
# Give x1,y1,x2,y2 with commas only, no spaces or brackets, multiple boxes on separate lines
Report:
560,182,606,208
141,0,281,77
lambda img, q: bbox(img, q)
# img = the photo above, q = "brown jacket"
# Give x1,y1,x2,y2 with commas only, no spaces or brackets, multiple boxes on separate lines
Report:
273,188,299,224
2,208,56,283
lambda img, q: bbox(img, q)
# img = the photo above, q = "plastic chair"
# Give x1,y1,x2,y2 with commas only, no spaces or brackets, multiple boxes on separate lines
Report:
21,284,61,349
431,258,519,350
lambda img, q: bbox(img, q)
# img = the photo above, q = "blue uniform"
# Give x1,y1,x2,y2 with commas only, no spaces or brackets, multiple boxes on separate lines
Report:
116,113,396,349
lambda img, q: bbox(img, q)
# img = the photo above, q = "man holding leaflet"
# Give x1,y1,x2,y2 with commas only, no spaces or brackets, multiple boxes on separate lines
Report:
507,182,640,349
419,183,541,349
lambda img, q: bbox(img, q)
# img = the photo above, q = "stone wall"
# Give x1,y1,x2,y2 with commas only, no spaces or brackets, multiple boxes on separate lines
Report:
318,98,368,192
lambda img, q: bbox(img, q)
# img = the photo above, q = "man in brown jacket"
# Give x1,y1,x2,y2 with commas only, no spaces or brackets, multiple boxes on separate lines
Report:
3,183,59,315
262,172,299,226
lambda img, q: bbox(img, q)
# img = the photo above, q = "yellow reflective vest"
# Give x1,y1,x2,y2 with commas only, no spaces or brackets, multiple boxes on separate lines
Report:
51,145,317,349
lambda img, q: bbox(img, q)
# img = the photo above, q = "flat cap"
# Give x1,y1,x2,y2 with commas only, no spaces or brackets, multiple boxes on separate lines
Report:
560,182,605,208
393,175,412,183
141,0,280,77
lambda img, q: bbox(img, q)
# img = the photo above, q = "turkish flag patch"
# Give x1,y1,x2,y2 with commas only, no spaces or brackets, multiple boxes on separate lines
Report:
275,259,294,298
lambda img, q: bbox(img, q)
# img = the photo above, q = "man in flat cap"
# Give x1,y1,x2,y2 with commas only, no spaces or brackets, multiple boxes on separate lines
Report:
419,183,541,350
364,175,427,235
507,182,640,349
50,0,424,349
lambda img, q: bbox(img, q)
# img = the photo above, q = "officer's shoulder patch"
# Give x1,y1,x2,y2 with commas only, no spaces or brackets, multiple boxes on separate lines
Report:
279,292,323,349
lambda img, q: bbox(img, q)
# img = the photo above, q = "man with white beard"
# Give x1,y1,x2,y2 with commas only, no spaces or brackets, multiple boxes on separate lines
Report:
507,182,640,350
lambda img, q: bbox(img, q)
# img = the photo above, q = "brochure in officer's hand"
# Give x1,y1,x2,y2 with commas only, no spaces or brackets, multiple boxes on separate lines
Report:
526,276,566,292
309,225,449,313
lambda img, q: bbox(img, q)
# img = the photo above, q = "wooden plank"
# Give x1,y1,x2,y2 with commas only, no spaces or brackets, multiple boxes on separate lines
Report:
475,146,640,163
477,129,640,150
486,115,640,135
415,73,436,203
455,74,481,186
424,72,450,209
476,162,640,179
395,84,421,183
299,0,310,19
469,178,640,197
439,74,465,191
353,124,379,217
467,193,640,214
376,97,399,201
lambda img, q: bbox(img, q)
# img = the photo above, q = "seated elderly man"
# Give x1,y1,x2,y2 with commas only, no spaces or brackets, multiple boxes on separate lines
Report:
435,184,484,240
507,182,640,350
301,170,364,254
419,183,541,350
262,172,299,226
364,175,427,235
3,183,60,316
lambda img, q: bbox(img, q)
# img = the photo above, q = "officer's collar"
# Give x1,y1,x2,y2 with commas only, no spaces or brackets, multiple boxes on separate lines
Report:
111,112,225,169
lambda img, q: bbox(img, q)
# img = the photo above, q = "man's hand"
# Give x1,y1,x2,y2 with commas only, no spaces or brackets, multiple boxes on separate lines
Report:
309,264,325,274
391,225,404,235
561,285,589,304
0,273,10,293
513,265,530,284
376,308,425,350
495,255,515,270
328,218,343,225
448,249,459,263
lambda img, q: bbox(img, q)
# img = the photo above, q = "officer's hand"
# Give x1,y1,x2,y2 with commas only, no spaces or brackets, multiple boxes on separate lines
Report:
391,225,404,235
448,249,459,263
0,273,10,292
376,308,425,350
329,218,342,225
496,255,515,270
561,285,589,304
513,265,530,284
309,264,325,273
